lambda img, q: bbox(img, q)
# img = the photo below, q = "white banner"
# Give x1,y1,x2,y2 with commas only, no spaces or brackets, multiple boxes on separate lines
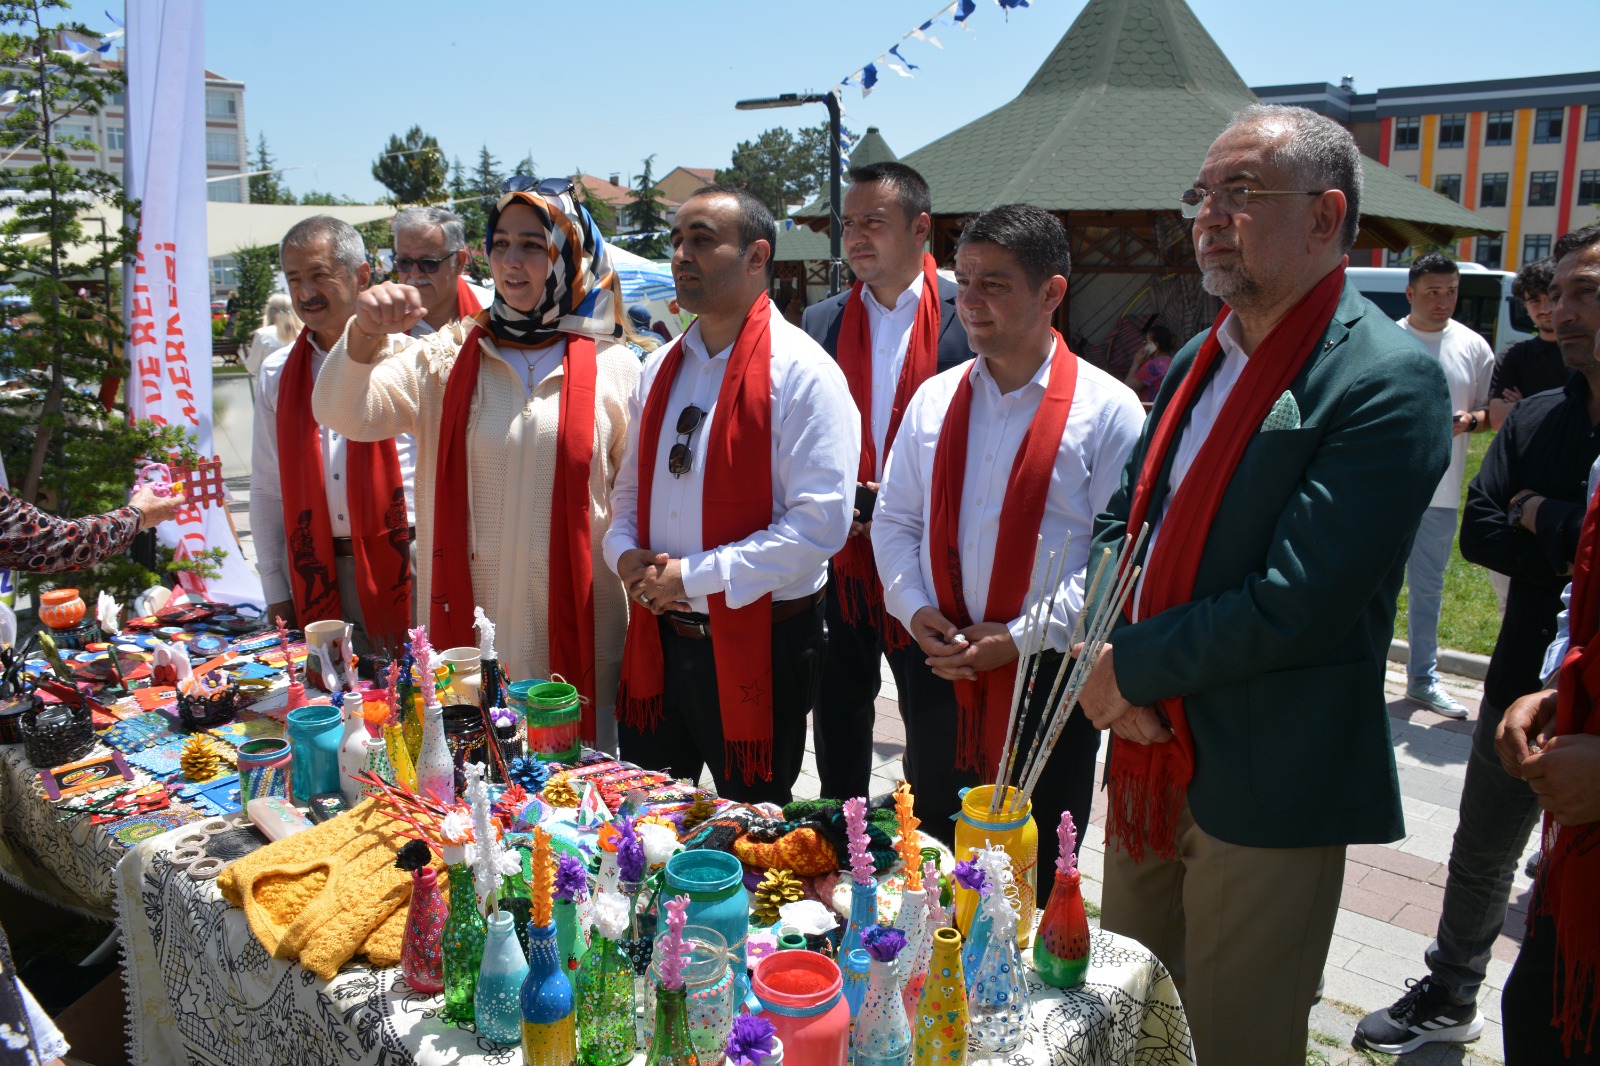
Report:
124,0,262,608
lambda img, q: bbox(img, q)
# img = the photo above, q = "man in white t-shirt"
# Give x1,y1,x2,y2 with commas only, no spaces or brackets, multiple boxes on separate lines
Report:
1398,252,1495,717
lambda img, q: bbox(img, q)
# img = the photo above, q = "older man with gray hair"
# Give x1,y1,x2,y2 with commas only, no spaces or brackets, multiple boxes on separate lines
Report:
391,205,491,335
250,215,417,653
1079,104,1452,1063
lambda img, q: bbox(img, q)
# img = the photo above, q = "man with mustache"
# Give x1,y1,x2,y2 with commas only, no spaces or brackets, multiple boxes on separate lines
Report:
250,216,417,654
390,205,491,336
1079,104,1450,1064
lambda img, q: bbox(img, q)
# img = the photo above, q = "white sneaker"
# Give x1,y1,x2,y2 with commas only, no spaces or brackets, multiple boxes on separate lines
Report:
1406,684,1469,719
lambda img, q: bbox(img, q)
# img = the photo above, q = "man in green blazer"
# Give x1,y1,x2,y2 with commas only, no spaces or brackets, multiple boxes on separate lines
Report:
1079,105,1451,1065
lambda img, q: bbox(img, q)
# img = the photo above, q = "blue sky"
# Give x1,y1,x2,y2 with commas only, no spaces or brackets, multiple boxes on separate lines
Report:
191,0,1598,203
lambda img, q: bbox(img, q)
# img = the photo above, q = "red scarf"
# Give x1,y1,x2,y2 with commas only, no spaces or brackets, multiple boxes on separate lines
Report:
1108,261,1346,862
834,253,943,651
1542,477,1600,1055
430,322,601,740
927,332,1079,775
456,277,483,318
275,328,412,649
617,295,776,785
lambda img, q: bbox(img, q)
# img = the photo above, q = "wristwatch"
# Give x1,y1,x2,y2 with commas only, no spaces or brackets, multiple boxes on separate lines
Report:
1508,492,1535,530
1468,412,1480,432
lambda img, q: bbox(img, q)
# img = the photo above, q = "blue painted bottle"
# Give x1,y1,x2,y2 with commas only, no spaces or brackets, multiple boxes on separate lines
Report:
839,878,879,960
519,921,576,1065
475,910,528,1046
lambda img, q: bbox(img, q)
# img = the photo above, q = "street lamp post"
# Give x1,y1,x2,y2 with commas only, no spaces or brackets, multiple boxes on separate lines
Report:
734,91,843,296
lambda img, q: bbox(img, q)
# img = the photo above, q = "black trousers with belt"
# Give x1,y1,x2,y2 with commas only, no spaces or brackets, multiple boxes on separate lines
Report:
896,646,1101,903
618,596,826,806
813,571,895,800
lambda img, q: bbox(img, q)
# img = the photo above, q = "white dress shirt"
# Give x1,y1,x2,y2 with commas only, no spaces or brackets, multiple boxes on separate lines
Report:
249,335,418,603
872,338,1144,651
1131,312,1249,622
861,273,925,479
601,300,860,613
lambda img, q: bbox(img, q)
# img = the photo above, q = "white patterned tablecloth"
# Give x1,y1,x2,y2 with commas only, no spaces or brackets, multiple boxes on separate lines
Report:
117,824,1193,1066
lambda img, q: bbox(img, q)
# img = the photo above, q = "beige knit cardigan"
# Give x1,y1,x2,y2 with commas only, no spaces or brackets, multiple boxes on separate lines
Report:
311,319,638,725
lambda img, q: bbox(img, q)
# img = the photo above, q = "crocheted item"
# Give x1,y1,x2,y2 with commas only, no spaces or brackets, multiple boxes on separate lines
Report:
751,869,804,926
732,826,839,877
217,797,425,979
180,735,221,781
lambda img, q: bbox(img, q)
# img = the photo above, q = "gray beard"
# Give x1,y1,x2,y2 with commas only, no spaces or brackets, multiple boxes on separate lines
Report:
1201,263,1264,308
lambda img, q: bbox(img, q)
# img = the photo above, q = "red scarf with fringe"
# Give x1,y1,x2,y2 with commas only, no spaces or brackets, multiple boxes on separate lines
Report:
455,277,483,318
1109,261,1345,862
276,328,412,650
834,253,942,651
1541,475,1600,1055
617,295,776,785
928,332,1079,775
430,323,600,739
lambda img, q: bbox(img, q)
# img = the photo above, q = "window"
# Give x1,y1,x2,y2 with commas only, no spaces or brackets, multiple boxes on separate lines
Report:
1480,172,1509,208
54,120,92,143
206,180,242,203
1523,234,1552,263
1433,174,1461,202
205,131,238,163
1485,111,1514,146
1474,236,1502,269
108,89,124,107
1528,171,1559,207
1587,106,1600,142
1579,170,1600,204
1393,116,1420,150
1438,114,1466,149
1534,107,1563,144
204,89,235,120
210,255,238,288
104,124,122,151
1386,246,1412,267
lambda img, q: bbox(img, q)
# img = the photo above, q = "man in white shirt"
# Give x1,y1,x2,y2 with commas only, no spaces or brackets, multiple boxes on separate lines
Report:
1398,252,1496,718
872,203,1143,884
604,186,859,804
391,205,492,336
250,216,417,654
800,161,974,801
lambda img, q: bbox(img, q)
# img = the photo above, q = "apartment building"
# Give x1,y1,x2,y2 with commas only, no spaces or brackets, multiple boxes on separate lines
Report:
1255,73,1600,269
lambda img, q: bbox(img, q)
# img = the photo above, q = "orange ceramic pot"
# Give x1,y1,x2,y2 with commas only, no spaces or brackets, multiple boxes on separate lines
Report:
38,589,86,630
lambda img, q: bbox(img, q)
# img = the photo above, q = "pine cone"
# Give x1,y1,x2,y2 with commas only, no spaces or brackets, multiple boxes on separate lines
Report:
751,868,805,926
542,774,579,808
180,735,221,781
680,795,719,832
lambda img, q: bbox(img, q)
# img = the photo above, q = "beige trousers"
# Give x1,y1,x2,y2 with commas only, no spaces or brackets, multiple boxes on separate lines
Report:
1102,802,1345,1066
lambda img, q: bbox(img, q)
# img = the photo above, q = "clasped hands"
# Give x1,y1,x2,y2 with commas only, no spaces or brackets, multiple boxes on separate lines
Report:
1496,688,1600,827
617,548,691,615
909,607,1018,681
1072,642,1173,745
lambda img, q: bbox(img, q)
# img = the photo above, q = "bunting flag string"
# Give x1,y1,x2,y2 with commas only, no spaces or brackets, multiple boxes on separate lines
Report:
836,0,1033,105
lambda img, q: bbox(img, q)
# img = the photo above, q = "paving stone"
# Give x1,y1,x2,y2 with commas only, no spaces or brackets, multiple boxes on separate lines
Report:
1333,909,1433,958
1391,902,1443,939
1337,886,1404,922
1347,843,1442,883
1360,868,1446,910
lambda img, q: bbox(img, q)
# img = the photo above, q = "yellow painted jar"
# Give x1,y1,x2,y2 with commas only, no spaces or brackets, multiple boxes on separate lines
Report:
952,784,1037,949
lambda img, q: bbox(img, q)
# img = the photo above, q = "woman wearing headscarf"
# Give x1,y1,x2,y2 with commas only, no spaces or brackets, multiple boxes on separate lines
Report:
313,179,638,750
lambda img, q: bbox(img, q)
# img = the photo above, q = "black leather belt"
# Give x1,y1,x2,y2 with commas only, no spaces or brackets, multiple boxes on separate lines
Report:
664,588,824,641
332,526,415,558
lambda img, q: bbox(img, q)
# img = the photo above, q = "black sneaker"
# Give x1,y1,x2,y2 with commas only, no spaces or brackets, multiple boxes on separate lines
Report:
1353,976,1483,1054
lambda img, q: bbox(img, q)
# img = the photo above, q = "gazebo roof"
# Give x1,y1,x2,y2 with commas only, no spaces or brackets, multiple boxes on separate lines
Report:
847,127,899,170
799,0,1492,250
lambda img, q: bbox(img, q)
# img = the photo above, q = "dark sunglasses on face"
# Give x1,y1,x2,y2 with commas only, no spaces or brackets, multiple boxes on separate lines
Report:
394,254,456,274
668,405,706,478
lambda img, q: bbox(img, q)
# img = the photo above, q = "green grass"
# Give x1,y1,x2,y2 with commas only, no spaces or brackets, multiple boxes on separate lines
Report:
1393,429,1500,657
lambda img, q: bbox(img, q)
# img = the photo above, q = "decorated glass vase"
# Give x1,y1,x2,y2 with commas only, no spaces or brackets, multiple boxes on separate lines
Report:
554,897,588,975
401,866,447,994
663,850,751,976
416,701,453,804
476,910,529,1046
1032,868,1091,990
520,921,577,1065
643,926,734,1063
645,985,701,1066
337,692,370,805
441,863,486,1023
842,947,870,1024
959,899,994,995
576,928,636,1066
952,785,1036,948
967,921,1027,1053
839,877,879,960
892,885,932,1024
911,928,967,1066
854,954,912,1066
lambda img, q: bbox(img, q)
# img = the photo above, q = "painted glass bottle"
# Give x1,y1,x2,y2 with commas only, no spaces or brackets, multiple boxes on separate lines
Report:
441,862,486,1023
400,865,447,994
911,928,967,1066
644,985,701,1066
892,884,932,1024
839,877,878,960
967,924,1027,1053
854,952,912,1066
416,699,454,804
958,900,993,995
520,921,578,1065
1032,868,1091,990
576,925,635,1066
476,910,529,1046
554,897,588,975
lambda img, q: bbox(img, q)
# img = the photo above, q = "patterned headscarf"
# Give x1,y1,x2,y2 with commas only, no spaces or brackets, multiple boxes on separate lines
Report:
485,185,622,346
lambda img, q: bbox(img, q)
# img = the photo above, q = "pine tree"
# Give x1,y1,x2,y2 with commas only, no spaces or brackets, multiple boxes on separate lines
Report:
624,154,669,259
371,126,448,204
248,132,293,205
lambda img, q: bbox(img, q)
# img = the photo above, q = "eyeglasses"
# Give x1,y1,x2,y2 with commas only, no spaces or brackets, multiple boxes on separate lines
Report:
500,175,576,199
393,254,456,274
1178,185,1322,219
668,405,706,478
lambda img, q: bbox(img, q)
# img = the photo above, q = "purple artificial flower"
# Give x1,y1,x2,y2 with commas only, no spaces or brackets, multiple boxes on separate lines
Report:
953,858,989,895
862,924,908,963
724,1013,777,1066
553,854,588,902
615,815,646,886
490,705,517,730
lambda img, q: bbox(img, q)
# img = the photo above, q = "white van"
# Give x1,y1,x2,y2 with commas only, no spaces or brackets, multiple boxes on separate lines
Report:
1348,264,1535,356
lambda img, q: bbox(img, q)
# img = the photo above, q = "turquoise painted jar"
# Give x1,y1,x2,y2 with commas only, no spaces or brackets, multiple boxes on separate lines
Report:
286,703,341,801
664,850,751,978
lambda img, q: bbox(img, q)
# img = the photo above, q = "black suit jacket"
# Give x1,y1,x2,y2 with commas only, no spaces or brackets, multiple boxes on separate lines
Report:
799,275,973,376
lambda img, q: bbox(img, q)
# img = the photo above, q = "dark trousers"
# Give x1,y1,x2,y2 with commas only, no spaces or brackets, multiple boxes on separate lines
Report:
1503,911,1600,1064
814,574,886,800
618,598,825,806
896,647,1101,901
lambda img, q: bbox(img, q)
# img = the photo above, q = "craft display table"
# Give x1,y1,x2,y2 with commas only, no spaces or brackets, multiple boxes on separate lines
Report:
116,822,1194,1066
